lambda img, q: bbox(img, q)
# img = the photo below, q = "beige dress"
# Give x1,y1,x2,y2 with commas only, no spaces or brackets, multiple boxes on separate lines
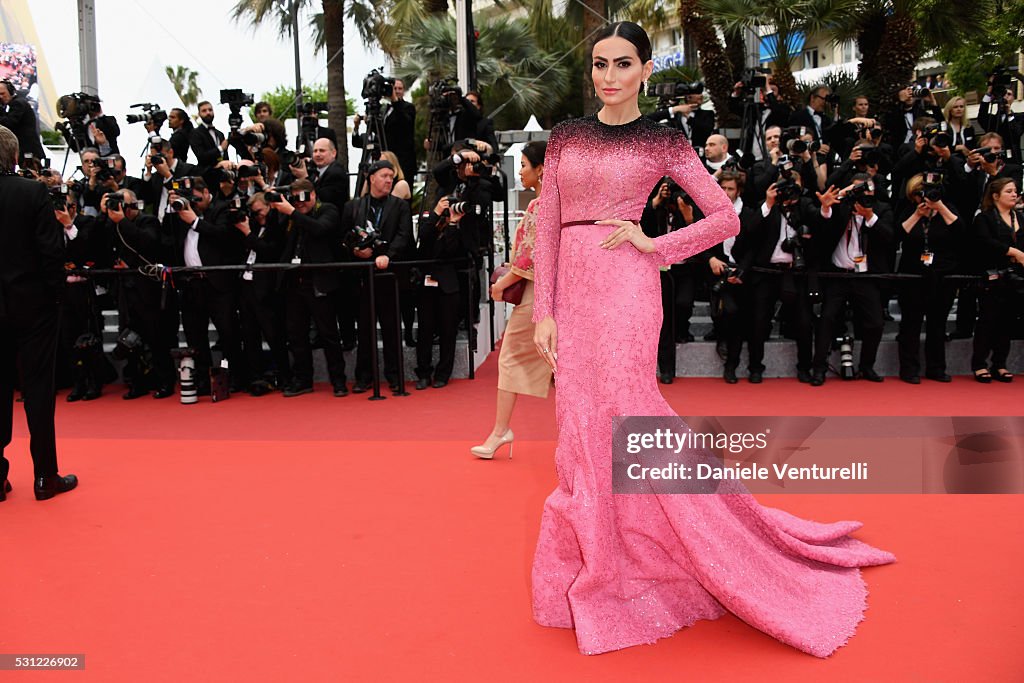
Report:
498,200,552,398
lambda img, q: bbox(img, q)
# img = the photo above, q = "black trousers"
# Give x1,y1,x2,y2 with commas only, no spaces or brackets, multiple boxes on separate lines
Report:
121,276,178,390
1,297,59,480
671,262,699,340
335,272,360,346
953,282,979,335
749,270,814,373
356,273,401,385
415,286,459,382
286,282,345,386
813,276,884,373
971,285,1019,371
711,282,752,370
897,275,956,377
239,282,289,384
179,276,242,383
58,281,103,387
657,270,676,377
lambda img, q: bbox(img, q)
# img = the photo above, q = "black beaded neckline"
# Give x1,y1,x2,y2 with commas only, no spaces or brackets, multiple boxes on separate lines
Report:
589,113,644,128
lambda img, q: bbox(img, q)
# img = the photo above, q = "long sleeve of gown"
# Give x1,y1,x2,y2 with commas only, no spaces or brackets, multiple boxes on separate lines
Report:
531,126,563,323
653,133,740,266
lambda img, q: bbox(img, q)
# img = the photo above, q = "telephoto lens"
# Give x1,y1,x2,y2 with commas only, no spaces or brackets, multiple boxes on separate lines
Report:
178,355,197,405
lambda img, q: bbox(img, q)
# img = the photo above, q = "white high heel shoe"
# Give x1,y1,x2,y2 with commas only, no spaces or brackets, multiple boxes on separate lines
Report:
470,429,514,460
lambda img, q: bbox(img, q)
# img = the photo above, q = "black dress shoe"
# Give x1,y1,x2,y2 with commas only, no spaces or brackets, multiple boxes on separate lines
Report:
0,479,11,502
67,385,87,402
153,386,175,399
282,381,313,397
858,367,884,382
946,330,972,341
925,372,952,383
415,378,430,390
797,368,812,384
122,386,149,400
900,374,921,384
342,340,357,352
716,340,728,361
34,474,78,501
723,367,738,384
658,373,674,384
351,383,371,394
404,333,417,348
432,379,449,389
748,371,763,384
333,384,349,397
810,371,826,386
83,385,101,401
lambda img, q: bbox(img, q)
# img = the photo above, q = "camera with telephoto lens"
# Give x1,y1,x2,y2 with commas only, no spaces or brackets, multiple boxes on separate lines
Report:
988,65,1020,100
226,196,249,224
344,221,387,252
835,334,855,380
842,181,876,209
126,102,167,130
242,131,266,146
852,144,882,168
429,78,464,114
166,177,199,213
780,205,810,270
922,122,951,149
971,146,1008,164
774,176,802,202
105,191,125,212
911,85,931,100
781,126,809,154
855,124,883,142
440,183,479,219
263,186,293,204
921,171,945,202
647,80,704,101
49,184,70,211
220,88,254,133
237,164,262,180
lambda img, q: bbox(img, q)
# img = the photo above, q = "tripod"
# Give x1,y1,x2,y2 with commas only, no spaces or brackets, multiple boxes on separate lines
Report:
354,99,388,198
419,104,457,217
738,94,767,169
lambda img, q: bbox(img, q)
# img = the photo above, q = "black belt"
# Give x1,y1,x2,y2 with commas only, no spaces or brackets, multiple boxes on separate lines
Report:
561,219,640,228
767,262,794,270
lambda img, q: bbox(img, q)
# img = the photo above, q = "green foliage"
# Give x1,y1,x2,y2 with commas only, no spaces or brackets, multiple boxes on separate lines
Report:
254,83,355,121
936,0,1024,95
41,130,64,146
796,70,868,118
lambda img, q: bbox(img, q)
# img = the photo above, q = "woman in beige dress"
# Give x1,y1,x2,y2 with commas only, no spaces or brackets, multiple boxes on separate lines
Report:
471,141,552,458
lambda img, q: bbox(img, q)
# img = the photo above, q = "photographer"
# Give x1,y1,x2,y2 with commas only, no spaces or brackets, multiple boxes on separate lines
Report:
288,137,350,208
102,188,178,398
747,173,818,383
826,142,892,203
167,108,194,164
728,74,793,162
253,101,273,122
0,79,45,161
978,76,1024,160
163,176,245,393
354,78,417,185
466,92,498,155
83,98,120,156
707,171,759,383
883,84,942,148
275,179,348,397
789,86,836,142
895,173,964,383
232,192,288,395
651,90,716,149
341,160,414,393
745,126,783,205
190,101,230,174
424,87,484,157
415,195,474,389
891,118,956,211
55,187,107,401
810,176,894,385
970,178,1024,382
703,135,738,178
144,138,197,220
81,154,147,216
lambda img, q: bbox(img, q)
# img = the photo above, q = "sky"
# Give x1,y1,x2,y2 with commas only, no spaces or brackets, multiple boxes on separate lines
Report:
28,0,386,173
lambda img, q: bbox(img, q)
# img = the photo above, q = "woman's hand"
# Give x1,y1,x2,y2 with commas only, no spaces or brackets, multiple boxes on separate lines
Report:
534,316,558,373
596,220,655,253
490,282,505,301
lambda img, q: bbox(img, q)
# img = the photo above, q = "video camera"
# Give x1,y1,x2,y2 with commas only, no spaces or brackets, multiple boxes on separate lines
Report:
647,80,704,103
220,89,255,133
429,78,464,114
361,68,395,102
54,91,103,152
739,67,770,94
988,65,1021,101
126,102,168,130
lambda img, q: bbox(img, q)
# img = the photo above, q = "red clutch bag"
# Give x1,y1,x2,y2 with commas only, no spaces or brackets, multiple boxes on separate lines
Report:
490,265,526,306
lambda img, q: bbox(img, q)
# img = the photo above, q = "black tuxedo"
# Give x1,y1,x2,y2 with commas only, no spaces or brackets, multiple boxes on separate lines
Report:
0,176,65,482
383,99,418,183
882,103,935,149
788,106,833,141
86,114,120,154
707,203,760,372
190,123,226,173
169,122,194,163
146,158,198,216
312,161,350,209
277,203,347,388
977,100,1024,158
0,93,46,160
238,217,288,384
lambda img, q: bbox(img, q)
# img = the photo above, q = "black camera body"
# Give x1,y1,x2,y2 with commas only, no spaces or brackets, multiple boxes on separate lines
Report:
740,67,770,94
842,181,876,209
774,177,802,202
852,144,882,168
361,68,395,101
220,89,255,133
988,65,1020,100
922,122,951,149
647,80,704,101
345,222,387,252
429,79,463,114
105,191,125,212
126,102,167,130
921,171,945,202
49,184,70,211
94,157,119,183
711,266,744,294
226,196,249,225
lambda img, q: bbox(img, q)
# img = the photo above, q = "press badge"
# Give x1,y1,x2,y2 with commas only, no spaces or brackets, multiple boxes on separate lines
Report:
921,251,934,267
853,255,867,273
291,257,302,265
424,275,439,287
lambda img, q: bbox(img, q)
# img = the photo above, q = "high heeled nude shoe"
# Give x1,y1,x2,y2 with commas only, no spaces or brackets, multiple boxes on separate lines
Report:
471,429,514,460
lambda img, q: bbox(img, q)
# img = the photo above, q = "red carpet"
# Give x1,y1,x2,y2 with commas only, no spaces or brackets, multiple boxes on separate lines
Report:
2,356,1022,681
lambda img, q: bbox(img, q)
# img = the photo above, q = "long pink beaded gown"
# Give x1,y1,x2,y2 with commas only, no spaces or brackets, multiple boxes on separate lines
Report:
530,114,896,658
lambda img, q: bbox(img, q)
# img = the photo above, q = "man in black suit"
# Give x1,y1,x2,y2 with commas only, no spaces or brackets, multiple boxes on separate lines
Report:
415,196,476,389
164,177,245,392
143,137,198,220
276,179,348,397
977,86,1024,162
80,154,148,221
231,193,288,395
84,100,120,156
0,125,77,501
385,79,418,184
190,101,230,174
650,92,717,151
289,137,350,208
789,85,834,142
341,160,415,393
167,108,194,164
883,84,942,150
0,80,45,162
809,176,894,385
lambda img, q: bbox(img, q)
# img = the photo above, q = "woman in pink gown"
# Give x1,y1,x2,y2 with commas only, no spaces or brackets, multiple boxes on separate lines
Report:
529,22,895,658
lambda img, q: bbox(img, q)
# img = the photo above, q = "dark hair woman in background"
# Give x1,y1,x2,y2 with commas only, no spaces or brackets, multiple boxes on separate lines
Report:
971,178,1024,382
896,173,964,383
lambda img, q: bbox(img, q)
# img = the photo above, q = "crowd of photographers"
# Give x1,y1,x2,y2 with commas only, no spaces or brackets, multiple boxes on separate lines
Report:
644,68,1024,385
7,61,1023,399
10,72,504,402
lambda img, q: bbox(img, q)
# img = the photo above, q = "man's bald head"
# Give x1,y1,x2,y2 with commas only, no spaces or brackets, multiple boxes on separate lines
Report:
705,134,729,163
312,137,337,167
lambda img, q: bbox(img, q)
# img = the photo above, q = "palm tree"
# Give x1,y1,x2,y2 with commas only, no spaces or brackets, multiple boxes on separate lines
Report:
165,65,202,111
232,0,380,172
678,0,738,127
698,0,860,107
